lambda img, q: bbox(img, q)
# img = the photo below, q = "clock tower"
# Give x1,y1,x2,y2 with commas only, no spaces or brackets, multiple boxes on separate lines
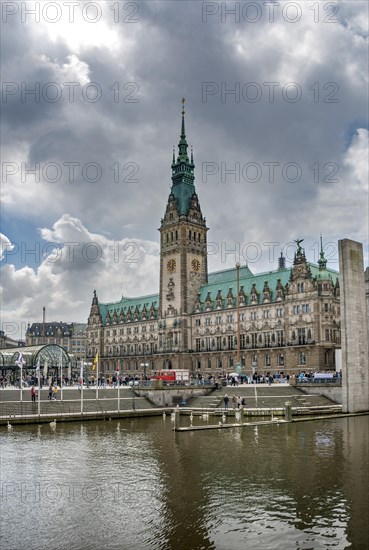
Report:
159,100,208,356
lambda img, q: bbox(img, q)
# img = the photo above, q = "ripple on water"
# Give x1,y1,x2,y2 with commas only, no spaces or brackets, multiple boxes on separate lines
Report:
0,416,368,550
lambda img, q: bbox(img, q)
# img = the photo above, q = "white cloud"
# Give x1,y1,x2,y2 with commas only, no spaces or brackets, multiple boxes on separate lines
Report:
1,215,160,338
0,234,14,261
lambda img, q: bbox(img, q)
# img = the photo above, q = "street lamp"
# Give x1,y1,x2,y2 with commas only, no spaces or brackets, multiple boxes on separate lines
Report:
15,353,25,402
140,362,149,382
79,360,92,414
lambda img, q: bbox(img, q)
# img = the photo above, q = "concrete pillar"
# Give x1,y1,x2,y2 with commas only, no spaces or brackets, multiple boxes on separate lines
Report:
339,239,369,413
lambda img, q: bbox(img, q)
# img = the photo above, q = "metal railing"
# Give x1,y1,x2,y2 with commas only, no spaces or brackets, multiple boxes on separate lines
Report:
0,396,151,420
296,378,342,385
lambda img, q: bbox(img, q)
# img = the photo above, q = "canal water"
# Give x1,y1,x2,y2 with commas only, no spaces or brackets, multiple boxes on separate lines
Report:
1,415,368,550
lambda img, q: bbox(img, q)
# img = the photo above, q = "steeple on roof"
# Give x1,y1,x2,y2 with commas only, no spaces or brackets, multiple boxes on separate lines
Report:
318,235,328,270
169,98,196,216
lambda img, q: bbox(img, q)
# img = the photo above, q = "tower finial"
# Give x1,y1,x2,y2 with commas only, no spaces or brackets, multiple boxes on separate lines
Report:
181,98,186,138
318,234,327,270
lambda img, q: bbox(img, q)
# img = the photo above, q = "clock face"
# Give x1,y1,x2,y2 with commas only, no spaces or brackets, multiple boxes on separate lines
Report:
191,258,201,272
167,258,176,273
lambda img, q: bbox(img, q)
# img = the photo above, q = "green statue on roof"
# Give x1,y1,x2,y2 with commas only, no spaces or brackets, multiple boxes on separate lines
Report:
294,238,304,253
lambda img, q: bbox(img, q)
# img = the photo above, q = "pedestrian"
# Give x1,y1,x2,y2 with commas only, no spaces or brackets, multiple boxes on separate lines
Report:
232,395,237,410
224,394,229,410
53,386,58,400
48,385,53,400
31,385,36,402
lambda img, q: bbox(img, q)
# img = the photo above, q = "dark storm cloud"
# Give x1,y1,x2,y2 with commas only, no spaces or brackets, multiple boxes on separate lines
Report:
1,1,368,335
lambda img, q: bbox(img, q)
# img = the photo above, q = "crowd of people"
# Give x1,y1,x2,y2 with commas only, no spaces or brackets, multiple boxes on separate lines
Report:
0,370,342,392
0,373,146,389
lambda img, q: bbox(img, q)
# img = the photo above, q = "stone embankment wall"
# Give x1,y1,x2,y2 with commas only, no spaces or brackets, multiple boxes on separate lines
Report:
137,386,214,407
298,384,342,404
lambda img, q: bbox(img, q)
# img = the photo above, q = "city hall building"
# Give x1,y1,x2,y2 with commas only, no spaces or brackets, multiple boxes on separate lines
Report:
86,104,341,378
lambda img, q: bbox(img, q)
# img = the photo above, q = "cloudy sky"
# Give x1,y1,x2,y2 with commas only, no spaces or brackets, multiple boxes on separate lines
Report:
1,0,368,340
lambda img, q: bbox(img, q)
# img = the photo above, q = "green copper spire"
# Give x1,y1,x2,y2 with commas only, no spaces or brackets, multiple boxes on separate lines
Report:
170,98,196,215
181,98,185,136
318,235,327,270
178,98,189,162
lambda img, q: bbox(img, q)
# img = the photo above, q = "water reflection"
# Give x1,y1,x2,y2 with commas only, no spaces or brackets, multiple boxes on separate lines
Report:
0,416,368,550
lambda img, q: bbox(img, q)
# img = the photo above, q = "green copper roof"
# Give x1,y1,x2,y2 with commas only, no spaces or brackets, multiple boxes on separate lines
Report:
170,99,196,216
207,264,254,285
171,183,196,215
99,293,159,325
309,263,339,283
198,267,291,306
196,262,339,310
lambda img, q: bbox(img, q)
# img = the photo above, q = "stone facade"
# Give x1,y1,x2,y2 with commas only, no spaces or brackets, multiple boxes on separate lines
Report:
26,321,87,359
365,267,369,342
86,104,342,378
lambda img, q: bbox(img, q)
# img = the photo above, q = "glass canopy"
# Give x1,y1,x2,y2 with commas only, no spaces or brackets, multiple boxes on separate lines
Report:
0,344,75,369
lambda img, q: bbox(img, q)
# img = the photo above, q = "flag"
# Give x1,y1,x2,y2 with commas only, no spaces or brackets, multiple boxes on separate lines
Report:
35,358,40,374
17,352,23,366
43,361,48,378
91,352,98,371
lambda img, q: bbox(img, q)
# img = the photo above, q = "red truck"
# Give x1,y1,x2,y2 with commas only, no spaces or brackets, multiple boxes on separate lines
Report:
152,369,190,383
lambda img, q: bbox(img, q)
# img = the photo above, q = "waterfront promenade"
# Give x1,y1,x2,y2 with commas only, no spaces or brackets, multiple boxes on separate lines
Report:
0,383,343,426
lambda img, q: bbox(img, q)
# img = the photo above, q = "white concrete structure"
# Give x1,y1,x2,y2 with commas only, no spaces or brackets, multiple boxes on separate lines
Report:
339,239,369,413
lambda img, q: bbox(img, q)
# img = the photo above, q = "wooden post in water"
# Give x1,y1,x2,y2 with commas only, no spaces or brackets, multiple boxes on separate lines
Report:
285,401,292,422
174,407,179,430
